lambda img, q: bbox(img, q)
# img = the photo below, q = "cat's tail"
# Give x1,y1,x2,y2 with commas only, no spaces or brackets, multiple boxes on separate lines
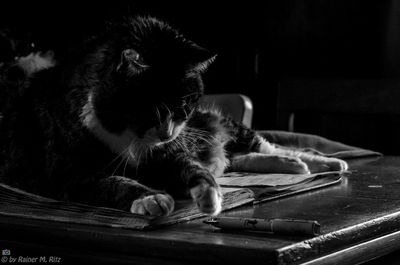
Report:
0,51,55,124
0,50,56,92
16,50,56,76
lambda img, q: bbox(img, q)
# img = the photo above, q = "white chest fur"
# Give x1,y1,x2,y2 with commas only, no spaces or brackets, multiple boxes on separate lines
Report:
80,93,138,167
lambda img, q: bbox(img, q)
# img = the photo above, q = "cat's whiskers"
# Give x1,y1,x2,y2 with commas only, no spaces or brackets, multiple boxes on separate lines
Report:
127,138,148,172
163,141,172,153
182,108,189,120
122,154,130,177
144,148,150,162
185,126,216,140
183,128,215,146
134,144,145,174
174,136,190,153
188,128,218,143
161,103,172,118
110,147,131,177
128,144,135,158
173,139,189,155
148,144,154,158
136,140,152,164
155,107,162,126
181,92,199,99
179,133,199,152
103,145,131,171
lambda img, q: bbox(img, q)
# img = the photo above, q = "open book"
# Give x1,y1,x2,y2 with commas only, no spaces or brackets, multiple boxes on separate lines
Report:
0,184,254,230
0,171,342,230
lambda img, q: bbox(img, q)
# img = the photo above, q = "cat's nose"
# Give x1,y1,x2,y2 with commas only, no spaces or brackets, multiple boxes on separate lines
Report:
158,131,172,141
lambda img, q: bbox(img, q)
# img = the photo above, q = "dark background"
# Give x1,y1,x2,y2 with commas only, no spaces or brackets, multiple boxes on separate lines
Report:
2,1,400,154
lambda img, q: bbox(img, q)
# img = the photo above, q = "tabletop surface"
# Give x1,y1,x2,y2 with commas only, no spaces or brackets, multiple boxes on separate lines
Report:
2,156,400,265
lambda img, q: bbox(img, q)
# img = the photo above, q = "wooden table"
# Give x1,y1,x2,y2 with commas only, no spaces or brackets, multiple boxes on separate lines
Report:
2,156,400,264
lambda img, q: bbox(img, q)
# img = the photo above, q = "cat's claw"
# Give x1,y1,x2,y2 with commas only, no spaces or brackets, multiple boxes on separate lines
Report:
130,193,174,216
190,183,222,216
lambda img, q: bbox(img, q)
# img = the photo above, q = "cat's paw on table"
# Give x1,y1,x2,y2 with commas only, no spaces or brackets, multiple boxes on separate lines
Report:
329,158,349,172
276,156,311,174
306,157,349,173
130,193,175,216
190,183,222,216
232,153,310,174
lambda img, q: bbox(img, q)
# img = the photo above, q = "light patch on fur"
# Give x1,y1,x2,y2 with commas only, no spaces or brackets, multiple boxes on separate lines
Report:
258,136,277,154
190,183,222,216
206,156,229,177
130,193,175,216
169,121,186,140
197,105,233,145
81,92,139,166
202,140,230,177
256,136,348,173
198,104,223,117
186,54,217,74
17,51,56,75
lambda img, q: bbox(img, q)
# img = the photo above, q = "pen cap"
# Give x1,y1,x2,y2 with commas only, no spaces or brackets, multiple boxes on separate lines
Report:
271,219,321,236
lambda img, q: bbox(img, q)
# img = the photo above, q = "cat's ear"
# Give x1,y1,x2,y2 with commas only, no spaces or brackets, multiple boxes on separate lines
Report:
116,49,149,76
185,45,217,73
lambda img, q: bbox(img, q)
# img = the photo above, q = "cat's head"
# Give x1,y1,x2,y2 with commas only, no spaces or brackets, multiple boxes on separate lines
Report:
80,16,215,154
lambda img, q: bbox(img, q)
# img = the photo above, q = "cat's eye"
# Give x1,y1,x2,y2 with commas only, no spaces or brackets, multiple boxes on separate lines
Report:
125,49,148,68
117,49,149,75
182,93,200,104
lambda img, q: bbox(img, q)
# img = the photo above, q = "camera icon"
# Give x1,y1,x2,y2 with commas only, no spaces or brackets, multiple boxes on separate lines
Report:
1,250,10,256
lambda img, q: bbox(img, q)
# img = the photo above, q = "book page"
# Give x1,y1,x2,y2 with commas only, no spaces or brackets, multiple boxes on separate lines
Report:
217,171,339,187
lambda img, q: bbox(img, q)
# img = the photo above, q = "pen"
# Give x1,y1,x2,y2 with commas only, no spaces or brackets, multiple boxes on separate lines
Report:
203,217,321,236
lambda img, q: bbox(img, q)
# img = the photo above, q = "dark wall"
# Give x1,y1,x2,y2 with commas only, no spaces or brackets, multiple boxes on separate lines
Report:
1,1,398,131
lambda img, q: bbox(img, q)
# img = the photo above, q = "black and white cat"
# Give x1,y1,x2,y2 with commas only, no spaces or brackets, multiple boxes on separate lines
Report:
0,16,347,216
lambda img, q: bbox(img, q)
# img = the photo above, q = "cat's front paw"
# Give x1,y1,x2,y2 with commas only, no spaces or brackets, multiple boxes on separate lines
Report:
326,158,348,172
130,193,175,216
307,157,348,173
190,183,222,216
276,156,311,174
231,153,310,174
